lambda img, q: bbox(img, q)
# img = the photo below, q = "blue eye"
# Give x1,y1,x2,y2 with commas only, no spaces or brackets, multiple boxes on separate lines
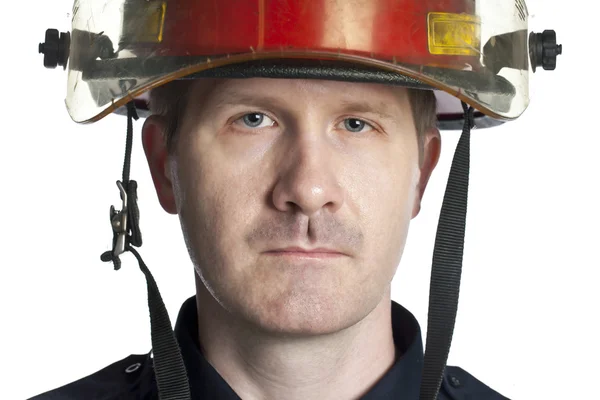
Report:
239,113,275,128
343,118,372,133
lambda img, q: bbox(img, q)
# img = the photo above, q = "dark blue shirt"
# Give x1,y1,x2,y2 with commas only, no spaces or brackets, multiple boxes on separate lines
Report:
31,296,509,399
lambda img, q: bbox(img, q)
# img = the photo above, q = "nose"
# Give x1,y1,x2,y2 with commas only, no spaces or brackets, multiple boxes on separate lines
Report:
272,135,344,217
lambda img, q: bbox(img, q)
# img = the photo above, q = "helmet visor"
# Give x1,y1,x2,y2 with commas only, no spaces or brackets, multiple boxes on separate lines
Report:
66,0,531,123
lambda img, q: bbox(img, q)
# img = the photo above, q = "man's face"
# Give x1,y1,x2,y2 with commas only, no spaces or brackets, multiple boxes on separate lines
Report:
143,78,440,336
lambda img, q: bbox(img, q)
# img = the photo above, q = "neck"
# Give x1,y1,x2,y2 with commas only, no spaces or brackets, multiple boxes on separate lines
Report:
195,282,397,400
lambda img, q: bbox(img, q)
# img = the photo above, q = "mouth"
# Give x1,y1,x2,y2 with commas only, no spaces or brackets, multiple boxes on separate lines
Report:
263,247,347,259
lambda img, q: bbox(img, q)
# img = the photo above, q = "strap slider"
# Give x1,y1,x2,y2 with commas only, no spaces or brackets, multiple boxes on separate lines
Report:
109,180,128,257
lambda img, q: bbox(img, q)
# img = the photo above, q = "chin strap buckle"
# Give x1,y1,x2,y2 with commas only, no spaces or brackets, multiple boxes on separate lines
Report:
101,180,130,269
109,180,129,258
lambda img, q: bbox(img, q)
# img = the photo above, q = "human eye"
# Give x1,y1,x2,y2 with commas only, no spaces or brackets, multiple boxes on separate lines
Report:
234,112,276,129
338,118,374,133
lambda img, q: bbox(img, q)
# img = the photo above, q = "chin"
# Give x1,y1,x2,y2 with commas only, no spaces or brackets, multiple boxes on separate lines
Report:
198,250,390,337
241,289,371,337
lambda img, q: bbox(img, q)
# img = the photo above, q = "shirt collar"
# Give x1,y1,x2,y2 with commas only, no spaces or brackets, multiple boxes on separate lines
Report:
174,296,424,399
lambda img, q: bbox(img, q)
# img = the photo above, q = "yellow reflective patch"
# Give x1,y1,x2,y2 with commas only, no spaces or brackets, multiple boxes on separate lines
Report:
428,12,481,56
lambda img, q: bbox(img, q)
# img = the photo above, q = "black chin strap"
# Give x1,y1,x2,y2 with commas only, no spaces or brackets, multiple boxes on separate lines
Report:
419,102,474,400
100,102,191,400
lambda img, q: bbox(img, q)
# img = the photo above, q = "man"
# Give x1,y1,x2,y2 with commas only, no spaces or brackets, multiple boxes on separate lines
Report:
143,77,443,399
34,1,561,398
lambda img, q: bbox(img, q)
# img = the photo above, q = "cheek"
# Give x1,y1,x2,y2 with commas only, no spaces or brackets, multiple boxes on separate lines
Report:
346,141,418,268
173,134,267,267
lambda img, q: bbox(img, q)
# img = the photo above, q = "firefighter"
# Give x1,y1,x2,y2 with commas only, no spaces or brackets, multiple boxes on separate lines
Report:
34,0,561,398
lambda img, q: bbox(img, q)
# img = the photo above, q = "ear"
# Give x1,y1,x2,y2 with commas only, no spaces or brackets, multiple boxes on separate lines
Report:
412,128,442,218
141,115,178,214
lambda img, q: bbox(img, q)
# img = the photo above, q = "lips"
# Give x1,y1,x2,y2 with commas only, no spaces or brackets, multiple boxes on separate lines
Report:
264,247,346,258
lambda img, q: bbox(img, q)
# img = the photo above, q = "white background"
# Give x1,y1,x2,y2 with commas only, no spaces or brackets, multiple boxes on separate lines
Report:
1,1,598,399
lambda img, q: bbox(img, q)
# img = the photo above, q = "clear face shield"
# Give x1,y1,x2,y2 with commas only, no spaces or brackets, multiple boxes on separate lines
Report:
40,0,560,126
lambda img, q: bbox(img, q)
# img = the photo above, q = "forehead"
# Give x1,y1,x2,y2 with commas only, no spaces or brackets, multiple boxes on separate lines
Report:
185,78,412,116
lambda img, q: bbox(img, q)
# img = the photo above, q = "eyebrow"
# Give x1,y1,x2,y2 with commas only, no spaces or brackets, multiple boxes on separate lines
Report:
211,92,284,112
205,84,403,122
336,100,399,121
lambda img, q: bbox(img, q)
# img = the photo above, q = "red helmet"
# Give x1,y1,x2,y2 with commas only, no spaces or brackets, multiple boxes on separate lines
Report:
38,0,560,128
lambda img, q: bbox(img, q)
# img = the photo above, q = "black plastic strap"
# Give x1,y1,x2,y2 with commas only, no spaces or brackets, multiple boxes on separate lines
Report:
127,245,192,400
122,102,138,184
419,102,474,400
100,101,191,399
122,102,143,247
100,102,142,266
125,180,143,247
